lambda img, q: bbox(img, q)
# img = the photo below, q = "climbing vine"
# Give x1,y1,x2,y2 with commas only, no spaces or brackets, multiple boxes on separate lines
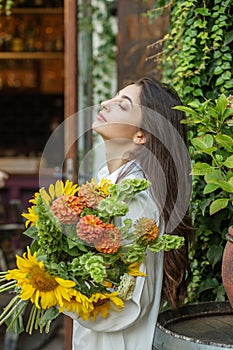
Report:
146,0,233,104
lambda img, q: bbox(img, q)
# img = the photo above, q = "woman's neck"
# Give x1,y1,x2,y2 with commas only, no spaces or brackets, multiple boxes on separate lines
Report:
104,140,132,174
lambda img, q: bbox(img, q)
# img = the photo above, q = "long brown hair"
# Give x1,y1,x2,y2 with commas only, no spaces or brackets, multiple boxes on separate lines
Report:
133,76,193,308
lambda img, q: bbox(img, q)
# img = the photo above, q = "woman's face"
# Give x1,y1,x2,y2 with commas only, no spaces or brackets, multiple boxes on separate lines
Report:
92,84,142,141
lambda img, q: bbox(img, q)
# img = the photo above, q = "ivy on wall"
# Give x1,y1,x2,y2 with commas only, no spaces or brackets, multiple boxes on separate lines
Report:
147,0,233,103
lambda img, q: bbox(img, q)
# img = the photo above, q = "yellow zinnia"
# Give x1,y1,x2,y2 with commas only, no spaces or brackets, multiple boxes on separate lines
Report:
6,248,76,310
89,291,124,320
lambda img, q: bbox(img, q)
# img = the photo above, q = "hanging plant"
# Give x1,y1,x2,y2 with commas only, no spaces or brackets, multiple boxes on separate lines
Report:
0,0,15,15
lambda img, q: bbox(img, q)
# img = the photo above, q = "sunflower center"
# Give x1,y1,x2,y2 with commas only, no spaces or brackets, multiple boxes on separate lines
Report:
29,266,58,292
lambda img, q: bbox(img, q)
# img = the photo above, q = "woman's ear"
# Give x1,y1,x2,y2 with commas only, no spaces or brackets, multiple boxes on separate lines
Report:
133,130,146,145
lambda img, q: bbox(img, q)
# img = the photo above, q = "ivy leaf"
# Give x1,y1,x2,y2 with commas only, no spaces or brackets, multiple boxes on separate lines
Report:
214,66,223,75
192,162,214,175
224,155,233,168
209,198,229,215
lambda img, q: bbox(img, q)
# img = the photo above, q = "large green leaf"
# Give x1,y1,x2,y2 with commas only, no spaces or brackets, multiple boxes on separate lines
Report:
204,183,219,194
192,162,214,175
215,134,233,152
210,198,229,215
215,94,228,115
224,155,233,168
206,178,233,192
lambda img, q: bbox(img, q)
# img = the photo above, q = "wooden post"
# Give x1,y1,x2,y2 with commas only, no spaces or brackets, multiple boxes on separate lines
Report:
64,0,78,183
64,1,77,349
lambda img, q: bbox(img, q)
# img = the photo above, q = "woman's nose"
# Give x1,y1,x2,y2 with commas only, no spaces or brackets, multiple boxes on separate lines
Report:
101,99,111,111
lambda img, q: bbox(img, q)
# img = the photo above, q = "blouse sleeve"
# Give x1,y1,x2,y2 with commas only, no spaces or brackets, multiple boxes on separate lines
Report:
65,189,164,332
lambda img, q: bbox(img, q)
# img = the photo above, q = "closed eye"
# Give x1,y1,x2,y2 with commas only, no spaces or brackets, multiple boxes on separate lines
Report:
119,98,131,111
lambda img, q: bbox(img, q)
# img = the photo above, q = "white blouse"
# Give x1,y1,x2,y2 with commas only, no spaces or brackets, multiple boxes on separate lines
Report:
71,163,164,350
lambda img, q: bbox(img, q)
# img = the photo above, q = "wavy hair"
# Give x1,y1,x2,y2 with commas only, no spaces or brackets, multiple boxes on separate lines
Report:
133,76,194,308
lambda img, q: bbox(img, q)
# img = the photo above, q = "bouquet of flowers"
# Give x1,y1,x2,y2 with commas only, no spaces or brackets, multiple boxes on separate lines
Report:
0,178,184,335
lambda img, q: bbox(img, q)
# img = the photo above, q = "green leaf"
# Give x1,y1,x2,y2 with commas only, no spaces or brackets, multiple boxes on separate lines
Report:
39,307,59,327
224,155,233,168
204,183,219,194
191,134,214,149
173,105,199,117
209,198,229,215
191,162,214,175
198,278,219,294
23,225,38,240
215,94,228,115
214,66,223,75
207,178,233,192
224,30,233,45
215,134,233,152
204,169,222,181
223,107,233,120
207,244,223,268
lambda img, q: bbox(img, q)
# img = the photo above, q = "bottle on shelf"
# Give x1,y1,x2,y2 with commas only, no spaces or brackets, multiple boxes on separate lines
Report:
16,0,29,8
25,21,35,52
11,23,24,52
33,0,44,7
43,23,54,51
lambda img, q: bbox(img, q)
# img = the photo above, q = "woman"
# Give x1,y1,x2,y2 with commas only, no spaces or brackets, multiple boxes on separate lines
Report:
71,77,193,349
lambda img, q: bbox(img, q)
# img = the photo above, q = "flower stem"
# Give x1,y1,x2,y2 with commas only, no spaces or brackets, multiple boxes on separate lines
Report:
45,320,51,334
26,304,34,334
0,297,21,325
0,280,16,292
0,271,7,275
6,301,27,332
29,304,37,335
35,307,42,330
39,309,45,333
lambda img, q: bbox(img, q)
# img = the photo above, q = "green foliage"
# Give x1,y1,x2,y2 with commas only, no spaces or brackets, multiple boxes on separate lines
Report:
147,0,233,103
176,94,233,302
146,0,233,303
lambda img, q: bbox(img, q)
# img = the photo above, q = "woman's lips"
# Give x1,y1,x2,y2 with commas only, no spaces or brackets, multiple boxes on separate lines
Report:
97,112,107,122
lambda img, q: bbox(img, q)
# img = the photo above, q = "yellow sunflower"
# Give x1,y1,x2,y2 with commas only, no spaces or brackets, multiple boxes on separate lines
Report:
6,248,76,310
128,262,147,277
97,178,112,197
89,291,124,320
22,205,38,228
40,179,79,204
59,289,94,320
